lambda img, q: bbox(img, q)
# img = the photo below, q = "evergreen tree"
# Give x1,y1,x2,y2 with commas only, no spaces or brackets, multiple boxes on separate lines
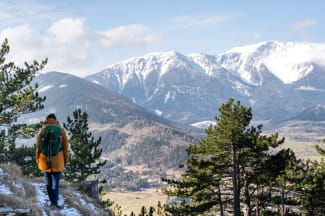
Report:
163,135,231,215
113,204,123,216
261,149,299,215
0,38,46,174
287,159,325,215
139,206,147,216
63,109,106,182
315,139,325,156
162,98,286,215
148,206,155,216
156,201,165,216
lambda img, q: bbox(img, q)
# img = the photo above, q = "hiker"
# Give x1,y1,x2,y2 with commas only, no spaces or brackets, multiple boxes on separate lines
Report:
36,113,69,209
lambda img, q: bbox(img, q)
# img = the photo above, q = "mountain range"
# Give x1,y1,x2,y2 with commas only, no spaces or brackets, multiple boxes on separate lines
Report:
26,41,325,172
86,41,325,128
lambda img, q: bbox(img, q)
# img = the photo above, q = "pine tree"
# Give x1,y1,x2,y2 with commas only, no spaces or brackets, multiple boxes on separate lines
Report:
162,98,286,215
63,108,106,182
287,159,325,215
0,38,47,174
261,149,298,215
315,139,325,156
139,206,147,216
148,206,155,216
156,201,164,216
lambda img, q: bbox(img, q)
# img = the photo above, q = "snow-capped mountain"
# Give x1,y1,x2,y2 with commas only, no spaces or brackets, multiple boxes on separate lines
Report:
86,41,325,127
219,41,325,85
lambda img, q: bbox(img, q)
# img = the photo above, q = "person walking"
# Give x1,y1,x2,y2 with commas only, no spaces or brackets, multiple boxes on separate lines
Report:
36,113,69,209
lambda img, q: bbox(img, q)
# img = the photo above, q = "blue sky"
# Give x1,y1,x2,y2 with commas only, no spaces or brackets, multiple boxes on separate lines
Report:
0,0,323,76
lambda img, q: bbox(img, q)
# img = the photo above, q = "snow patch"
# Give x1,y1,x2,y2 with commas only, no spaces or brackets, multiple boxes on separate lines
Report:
164,91,176,103
0,168,12,196
227,42,266,55
191,120,216,129
0,184,13,195
13,181,25,192
26,117,43,124
39,85,54,93
32,182,82,216
232,81,251,96
59,84,67,88
155,109,163,116
296,85,324,92
32,182,48,207
91,80,100,85
73,191,96,211
0,168,9,178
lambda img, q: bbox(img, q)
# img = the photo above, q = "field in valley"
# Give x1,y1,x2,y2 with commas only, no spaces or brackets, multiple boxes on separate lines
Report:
103,188,167,215
103,122,325,214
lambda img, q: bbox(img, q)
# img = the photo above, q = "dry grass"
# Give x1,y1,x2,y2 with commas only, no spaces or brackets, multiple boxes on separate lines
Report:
0,164,111,216
103,188,167,215
265,122,325,161
0,163,43,216
62,181,109,215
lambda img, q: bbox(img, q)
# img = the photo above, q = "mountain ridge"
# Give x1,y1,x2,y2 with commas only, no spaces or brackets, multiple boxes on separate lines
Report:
86,41,325,126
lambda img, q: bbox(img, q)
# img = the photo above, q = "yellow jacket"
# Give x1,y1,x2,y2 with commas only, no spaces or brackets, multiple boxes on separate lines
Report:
36,118,69,172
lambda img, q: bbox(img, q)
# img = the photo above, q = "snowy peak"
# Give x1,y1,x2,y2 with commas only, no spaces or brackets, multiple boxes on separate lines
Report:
99,51,194,90
98,41,325,88
220,41,325,84
86,41,325,125
188,53,224,76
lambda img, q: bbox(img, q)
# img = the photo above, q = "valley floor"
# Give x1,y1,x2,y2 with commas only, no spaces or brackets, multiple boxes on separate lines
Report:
104,188,167,215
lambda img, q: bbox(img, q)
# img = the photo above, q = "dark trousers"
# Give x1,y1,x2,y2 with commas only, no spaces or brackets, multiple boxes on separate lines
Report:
44,172,61,205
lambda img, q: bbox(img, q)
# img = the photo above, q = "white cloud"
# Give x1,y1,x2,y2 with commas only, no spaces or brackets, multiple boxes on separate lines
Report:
169,14,238,29
0,21,91,77
0,14,162,77
97,24,162,49
290,19,316,31
0,25,46,61
48,18,86,44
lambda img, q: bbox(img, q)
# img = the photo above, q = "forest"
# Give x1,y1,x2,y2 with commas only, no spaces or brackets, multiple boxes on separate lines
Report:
161,99,324,216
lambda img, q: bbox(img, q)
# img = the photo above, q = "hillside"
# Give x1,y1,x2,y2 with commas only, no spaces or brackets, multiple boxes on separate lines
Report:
27,72,202,173
0,163,110,216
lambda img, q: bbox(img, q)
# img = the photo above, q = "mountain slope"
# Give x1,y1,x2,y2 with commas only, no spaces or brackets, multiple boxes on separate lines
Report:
27,72,201,170
86,41,325,127
87,51,250,124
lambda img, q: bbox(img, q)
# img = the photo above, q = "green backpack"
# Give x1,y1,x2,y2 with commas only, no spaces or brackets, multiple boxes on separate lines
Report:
40,124,62,157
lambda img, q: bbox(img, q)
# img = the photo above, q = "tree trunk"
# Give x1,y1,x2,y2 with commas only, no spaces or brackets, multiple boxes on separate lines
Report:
242,178,251,216
217,185,225,216
256,185,260,216
280,189,285,216
232,145,241,216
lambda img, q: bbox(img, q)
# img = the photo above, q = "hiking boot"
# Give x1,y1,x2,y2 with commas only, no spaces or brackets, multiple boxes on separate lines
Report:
51,203,64,209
